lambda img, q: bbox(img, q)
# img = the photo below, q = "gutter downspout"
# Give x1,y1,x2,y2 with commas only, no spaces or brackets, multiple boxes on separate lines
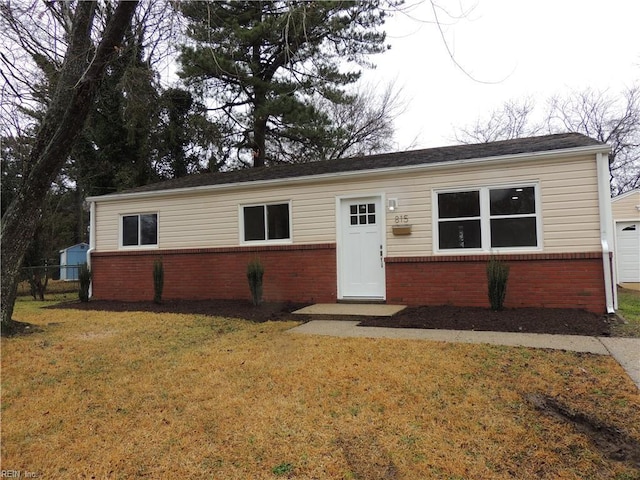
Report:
88,200,96,299
596,152,617,313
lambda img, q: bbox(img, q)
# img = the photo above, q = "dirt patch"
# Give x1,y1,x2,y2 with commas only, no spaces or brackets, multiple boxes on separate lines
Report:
525,393,640,468
337,434,399,479
359,305,614,336
1,319,43,337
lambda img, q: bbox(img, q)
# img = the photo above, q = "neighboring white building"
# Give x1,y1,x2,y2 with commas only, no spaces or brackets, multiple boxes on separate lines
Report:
612,188,640,284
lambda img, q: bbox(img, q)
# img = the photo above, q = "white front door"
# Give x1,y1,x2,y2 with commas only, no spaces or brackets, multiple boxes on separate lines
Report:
339,196,385,299
616,221,640,282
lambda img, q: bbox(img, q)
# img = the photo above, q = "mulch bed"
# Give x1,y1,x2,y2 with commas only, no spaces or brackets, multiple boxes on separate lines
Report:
46,299,307,323
43,299,617,337
359,305,614,337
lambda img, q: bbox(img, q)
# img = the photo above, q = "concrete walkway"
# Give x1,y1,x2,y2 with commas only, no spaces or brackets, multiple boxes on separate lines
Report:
599,337,640,390
288,320,640,390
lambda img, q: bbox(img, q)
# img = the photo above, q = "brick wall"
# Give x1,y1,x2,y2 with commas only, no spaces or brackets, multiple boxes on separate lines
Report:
92,247,607,313
385,253,607,313
91,244,337,304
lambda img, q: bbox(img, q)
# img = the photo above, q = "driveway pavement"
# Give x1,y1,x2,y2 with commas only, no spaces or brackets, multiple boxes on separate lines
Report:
598,337,640,389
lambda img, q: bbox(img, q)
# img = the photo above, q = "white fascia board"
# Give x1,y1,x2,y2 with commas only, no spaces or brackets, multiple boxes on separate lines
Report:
87,144,610,204
87,200,96,298
611,187,640,202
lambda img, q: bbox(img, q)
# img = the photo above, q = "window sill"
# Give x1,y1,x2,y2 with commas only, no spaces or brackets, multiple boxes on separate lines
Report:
118,244,159,251
434,246,542,256
240,239,293,247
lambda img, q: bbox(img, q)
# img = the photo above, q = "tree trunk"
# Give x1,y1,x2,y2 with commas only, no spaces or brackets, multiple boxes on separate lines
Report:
250,28,267,169
253,114,267,168
0,1,138,327
75,186,85,244
252,85,268,167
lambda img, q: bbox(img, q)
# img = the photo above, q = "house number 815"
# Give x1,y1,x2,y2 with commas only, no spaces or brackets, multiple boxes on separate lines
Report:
394,215,409,224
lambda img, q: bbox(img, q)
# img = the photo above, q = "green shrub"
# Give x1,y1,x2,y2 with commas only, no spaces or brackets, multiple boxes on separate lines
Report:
78,263,91,303
153,258,164,304
247,258,264,306
487,256,509,311
272,463,294,476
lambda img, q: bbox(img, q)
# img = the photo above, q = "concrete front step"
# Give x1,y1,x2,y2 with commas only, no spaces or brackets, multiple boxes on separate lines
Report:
293,303,406,317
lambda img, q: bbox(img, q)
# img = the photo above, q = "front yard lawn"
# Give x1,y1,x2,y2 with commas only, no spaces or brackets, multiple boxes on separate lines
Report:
2,297,639,479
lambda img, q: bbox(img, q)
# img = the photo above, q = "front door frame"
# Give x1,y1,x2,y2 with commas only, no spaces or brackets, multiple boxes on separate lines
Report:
336,193,387,300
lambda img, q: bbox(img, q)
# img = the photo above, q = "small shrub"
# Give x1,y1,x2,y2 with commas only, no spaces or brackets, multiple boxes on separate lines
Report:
153,258,164,304
487,256,509,311
28,272,48,301
78,263,91,303
247,258,264,306
272,463,293,476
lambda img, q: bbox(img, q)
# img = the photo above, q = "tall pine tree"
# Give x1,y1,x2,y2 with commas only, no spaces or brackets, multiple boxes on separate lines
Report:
176,0,397,167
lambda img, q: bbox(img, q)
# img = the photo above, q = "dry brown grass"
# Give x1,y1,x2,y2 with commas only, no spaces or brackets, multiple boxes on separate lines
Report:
2,298,639,479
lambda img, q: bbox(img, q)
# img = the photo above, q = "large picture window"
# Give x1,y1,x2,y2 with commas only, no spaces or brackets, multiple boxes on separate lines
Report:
242,202,291,242
437,191,481,249
489,187,537,247
122,213,158,247
436,185,539,251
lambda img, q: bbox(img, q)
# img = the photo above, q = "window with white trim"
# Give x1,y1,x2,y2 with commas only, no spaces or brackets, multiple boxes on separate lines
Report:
437,191,481,249
242,202,291,242
121,213,158,247
436,185,539,251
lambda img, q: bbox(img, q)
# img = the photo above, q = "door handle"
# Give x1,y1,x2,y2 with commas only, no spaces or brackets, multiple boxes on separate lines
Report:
380,244,383,268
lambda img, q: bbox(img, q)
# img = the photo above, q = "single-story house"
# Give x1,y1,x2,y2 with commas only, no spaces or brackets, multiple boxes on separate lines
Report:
86,132,617,314
611,188,640,285
59,242,89,281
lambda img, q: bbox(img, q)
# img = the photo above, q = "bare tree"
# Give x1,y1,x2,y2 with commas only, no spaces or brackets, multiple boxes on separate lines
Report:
454,87,640,194
454,97,544,143
1,1,139,328
271,82,406,164
546,87,640,194
324,82,406,160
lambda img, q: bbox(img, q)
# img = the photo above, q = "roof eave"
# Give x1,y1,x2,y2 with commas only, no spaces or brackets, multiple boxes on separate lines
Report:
611,186,640,202
87,143,610,203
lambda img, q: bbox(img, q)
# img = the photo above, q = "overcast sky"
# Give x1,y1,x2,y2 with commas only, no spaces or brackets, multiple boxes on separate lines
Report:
363,0,640,150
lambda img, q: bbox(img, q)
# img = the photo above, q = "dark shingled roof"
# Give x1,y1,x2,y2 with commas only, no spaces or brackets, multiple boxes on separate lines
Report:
107,133,605,197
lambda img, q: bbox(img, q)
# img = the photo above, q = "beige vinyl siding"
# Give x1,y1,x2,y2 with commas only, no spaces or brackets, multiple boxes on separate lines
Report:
93,153,602,255
539,162,600,252
612,189,640,221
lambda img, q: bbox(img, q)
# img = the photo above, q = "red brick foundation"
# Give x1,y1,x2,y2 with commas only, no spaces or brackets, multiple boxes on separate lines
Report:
90,243,337,304
92,247,608,313
385,253,607,313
